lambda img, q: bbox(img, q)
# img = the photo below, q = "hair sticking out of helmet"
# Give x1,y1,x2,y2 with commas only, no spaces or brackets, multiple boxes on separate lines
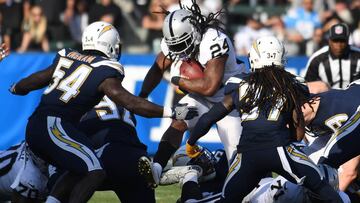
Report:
248,36,286,72
82,21,122,60
161,0,225,59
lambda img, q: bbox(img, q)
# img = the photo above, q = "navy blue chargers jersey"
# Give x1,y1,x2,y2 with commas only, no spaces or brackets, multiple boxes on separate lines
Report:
308,83,360,136
34,48,124,122
225,74,293,152
78,96,147,150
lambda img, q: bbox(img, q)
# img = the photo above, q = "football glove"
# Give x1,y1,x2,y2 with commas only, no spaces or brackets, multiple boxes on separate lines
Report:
186,142,203,158
171,103,198,120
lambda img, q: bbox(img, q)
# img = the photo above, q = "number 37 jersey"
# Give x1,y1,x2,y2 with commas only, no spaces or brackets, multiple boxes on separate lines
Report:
35,48,124,122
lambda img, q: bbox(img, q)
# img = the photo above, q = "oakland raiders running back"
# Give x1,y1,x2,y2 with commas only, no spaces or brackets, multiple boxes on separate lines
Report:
138,0,246,188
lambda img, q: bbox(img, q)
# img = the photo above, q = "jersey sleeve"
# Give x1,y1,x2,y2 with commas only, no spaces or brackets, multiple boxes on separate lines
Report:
198,29,230,65
91,60,125,86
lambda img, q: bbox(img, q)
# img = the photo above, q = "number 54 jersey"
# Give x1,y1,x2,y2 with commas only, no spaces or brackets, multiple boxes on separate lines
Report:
34,48,124,122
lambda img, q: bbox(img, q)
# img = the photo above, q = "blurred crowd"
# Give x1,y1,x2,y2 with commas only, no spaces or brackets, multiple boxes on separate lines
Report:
0,0,359,56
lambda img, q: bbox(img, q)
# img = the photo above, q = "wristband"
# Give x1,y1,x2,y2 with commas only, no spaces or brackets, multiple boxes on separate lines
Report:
162,106,173,118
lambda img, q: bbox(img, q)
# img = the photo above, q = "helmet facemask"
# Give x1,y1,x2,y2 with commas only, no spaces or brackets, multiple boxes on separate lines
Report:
163,9,201,60
165,28,200,59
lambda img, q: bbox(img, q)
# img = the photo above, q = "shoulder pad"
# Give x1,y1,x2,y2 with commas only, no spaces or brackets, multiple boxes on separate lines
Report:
91,60,124,75
224,73,248,95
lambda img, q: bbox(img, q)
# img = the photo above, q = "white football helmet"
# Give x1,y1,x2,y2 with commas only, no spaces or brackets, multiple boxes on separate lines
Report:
162,9,201,58
82,21,121,60
248,36,285,71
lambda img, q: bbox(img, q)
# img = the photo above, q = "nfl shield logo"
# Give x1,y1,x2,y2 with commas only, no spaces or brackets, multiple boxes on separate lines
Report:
335,26,343,34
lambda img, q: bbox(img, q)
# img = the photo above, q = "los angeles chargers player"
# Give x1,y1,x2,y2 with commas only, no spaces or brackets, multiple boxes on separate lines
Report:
138,0,246,188
46,96,156,202
9,21,197,203
186,36,342,202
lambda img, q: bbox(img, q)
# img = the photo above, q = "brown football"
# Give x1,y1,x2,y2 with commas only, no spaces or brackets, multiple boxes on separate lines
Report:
180,59,204,79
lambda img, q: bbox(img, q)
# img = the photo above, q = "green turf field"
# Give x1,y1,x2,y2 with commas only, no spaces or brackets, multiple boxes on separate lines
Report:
89,184,181,203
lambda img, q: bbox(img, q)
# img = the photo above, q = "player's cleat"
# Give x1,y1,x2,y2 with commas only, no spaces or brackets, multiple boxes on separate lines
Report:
138,156,161,189
160,165,203,185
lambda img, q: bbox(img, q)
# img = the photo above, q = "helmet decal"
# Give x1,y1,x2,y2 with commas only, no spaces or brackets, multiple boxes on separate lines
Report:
98,25,113,38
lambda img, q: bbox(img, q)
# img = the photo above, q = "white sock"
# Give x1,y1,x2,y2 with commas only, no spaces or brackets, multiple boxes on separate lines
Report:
153,162,163,184
183,170,199,184
46,196,61,203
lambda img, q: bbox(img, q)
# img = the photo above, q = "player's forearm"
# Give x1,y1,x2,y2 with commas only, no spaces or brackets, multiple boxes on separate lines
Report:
188,102,230,145
12,68,53,95
139,63,164,98
178,77,220,96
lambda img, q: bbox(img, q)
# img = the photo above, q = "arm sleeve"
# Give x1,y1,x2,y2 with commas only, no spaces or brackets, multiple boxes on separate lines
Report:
188,102,231,145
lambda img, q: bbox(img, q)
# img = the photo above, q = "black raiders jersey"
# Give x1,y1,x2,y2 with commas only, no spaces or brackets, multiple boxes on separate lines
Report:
225,74,293,152
34,48,124,122
308,83,360,136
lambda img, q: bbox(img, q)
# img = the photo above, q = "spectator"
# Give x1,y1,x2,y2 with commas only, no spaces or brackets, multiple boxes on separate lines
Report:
62,0,89,49
283,0,321,55
233,14,272,55
38,0,68,42
0,0,25,50
89,0,123,30
142,0,166,52
17,5,49,52
305,23,360,90
265,15,298,56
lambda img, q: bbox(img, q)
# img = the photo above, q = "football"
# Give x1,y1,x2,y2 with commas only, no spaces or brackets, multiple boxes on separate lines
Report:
180,59,204,79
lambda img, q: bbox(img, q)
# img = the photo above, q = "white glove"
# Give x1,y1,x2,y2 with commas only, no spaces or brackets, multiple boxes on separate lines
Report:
170,60,182,78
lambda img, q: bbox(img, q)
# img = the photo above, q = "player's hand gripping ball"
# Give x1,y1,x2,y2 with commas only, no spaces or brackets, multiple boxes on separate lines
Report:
173,59,204,94
180,59,204,79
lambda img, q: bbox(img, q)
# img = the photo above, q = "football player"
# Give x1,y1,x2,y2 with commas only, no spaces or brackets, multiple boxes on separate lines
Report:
9,21,197,203
301,79,360,198
0,142,48,203
47,96,156,202
138,0,246,188
186,36,342,202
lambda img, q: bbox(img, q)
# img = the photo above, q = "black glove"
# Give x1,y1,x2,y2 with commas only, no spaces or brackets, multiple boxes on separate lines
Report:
171,103,198,120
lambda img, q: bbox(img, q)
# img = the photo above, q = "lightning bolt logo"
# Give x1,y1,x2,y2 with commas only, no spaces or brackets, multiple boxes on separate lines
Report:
98,25,113,38
50,124,93,164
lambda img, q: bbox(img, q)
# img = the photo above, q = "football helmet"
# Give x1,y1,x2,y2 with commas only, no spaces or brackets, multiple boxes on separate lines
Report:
172,145,216,181
82,21,122,60
162,9,201,58
248,36,285,72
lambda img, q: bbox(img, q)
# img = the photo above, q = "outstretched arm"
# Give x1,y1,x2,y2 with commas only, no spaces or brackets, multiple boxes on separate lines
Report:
10,66,55,95
172,55,227,96
138,52,172,98
99,77,197,119
186,94,234,157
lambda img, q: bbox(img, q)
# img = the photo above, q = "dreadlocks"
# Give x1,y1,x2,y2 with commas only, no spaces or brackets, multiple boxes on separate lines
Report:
239,65,310,127
180,0,226,35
